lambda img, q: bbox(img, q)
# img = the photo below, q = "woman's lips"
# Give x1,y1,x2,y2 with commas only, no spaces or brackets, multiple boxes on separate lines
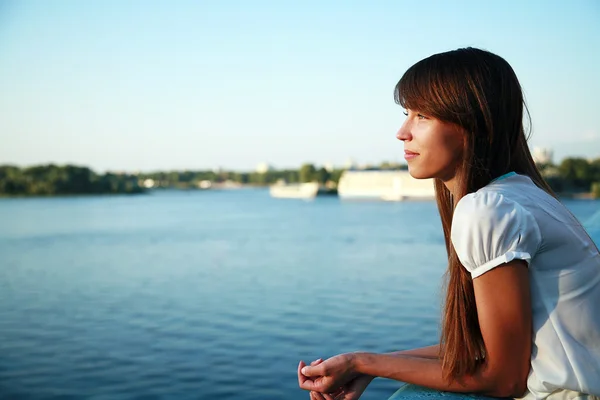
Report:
404,150,419,160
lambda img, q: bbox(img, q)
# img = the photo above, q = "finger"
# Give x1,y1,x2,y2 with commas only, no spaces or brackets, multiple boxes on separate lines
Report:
310,358,323,366
334,391,350,400
300,375,331,392
301,363,324,377
312,391,327,400
298,361,308,387
323,393,336,400
311,391,326,400
299,377,321,391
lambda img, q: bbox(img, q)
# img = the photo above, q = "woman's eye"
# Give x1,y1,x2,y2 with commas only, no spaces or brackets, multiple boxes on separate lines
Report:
417,113,427,120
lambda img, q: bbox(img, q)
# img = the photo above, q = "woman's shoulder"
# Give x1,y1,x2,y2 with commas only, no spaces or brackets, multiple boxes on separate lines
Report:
454,188,517,223
451,187,543,277
454,174,541,222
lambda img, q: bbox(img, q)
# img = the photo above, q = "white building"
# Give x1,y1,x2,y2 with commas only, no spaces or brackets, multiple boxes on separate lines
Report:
344,158,357,170
337,170,435,201
198,180,212,189
532,147,553,164
256,162,274,174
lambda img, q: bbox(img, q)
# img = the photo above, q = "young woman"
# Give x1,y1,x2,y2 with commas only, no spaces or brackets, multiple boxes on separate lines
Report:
297,48,600,400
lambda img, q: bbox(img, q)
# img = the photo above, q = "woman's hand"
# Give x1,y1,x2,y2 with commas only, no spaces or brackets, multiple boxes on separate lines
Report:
298,353,361,394
327,374,374,400
304,359,336,400
298,356,373,400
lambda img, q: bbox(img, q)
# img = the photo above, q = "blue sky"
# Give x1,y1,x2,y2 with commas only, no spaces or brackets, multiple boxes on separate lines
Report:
1,0,599,172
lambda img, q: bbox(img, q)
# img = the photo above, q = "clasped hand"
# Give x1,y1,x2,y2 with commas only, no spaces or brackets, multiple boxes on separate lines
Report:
297,353,373,400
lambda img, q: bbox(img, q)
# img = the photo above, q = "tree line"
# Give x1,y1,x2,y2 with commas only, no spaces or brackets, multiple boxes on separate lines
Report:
538,157,600,197
1,157,599,197
0,165,144,196
136,164,353,188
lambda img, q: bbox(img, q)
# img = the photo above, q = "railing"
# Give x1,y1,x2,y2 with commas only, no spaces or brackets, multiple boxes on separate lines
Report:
388,384,501,399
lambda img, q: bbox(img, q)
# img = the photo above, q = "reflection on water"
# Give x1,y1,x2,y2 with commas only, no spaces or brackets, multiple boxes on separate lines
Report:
0,190,598,399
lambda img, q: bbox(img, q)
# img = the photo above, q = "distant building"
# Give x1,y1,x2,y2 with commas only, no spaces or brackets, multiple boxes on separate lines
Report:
256,162,274,174
198,180,212,189
338,170,435,201
142,179,155,188
344,158,357,170
323,162,334,172
532,147,553,165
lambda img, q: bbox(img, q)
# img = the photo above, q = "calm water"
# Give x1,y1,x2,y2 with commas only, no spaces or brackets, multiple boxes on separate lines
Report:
1,190,598,400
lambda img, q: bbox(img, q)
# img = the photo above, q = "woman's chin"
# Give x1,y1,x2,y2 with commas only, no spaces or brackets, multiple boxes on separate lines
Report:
406,167,431,180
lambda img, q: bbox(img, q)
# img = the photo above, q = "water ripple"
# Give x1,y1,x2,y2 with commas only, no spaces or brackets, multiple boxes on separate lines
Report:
0,193,597,399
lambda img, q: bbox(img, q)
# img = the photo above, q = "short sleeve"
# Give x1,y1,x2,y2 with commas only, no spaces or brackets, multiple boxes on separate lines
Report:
451,191,542,279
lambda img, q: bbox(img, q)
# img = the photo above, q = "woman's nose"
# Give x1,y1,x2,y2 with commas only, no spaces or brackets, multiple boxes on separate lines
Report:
396,121,411,141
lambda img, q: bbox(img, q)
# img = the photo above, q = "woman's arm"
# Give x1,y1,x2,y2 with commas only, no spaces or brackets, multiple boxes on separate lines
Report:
387,344,440,359
299,260,532,398
352,353,504,396
356,260,531,397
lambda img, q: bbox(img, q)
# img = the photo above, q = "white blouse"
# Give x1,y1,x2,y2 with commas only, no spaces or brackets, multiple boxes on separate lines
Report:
451,173,600,399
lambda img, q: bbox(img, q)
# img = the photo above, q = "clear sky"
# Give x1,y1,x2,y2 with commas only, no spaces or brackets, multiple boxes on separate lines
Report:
1,0,599,172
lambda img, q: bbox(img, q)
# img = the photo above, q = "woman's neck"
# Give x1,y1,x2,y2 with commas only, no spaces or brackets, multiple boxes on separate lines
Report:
442,175,460,199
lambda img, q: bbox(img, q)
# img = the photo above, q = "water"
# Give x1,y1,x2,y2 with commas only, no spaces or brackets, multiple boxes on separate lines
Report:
0,190,598,399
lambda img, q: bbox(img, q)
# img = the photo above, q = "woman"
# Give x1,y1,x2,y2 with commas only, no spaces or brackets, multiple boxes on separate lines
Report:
297,48,600,400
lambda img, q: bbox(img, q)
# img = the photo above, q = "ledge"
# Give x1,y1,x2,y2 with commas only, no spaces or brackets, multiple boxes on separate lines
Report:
388,384,502,400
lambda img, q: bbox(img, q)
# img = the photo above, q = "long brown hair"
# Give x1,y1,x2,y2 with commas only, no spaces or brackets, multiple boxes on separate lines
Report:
394,48,555,380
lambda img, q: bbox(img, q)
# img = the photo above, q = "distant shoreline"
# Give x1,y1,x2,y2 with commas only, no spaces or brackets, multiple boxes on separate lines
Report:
2,161,599,199
0,191,147,199
0,188,596,200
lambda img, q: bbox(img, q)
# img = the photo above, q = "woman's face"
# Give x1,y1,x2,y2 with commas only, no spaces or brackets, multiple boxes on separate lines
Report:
396,109,465,183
